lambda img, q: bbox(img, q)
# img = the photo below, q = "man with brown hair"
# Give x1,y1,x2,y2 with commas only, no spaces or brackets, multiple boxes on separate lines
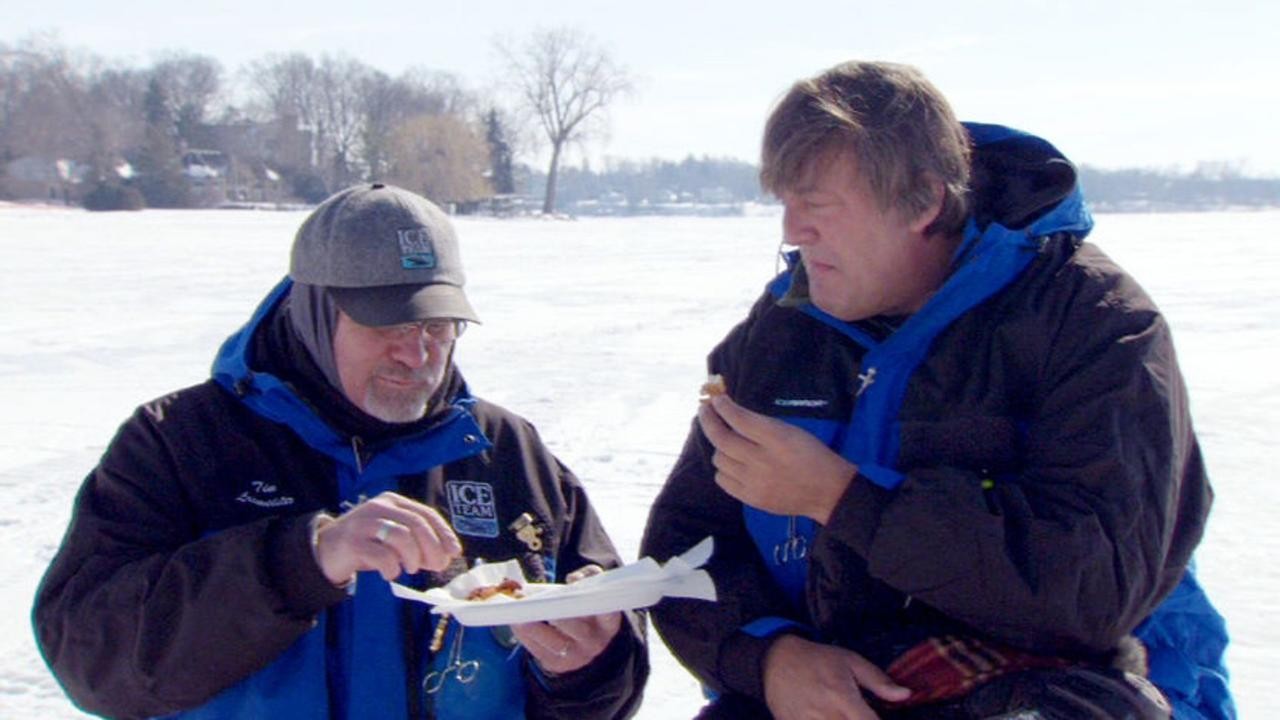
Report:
642,61,1232,719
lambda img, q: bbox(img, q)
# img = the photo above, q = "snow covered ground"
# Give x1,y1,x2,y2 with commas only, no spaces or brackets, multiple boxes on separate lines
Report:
0,206,1275,718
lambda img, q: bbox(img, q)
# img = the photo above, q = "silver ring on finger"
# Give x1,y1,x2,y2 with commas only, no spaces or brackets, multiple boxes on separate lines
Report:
374,518,397,543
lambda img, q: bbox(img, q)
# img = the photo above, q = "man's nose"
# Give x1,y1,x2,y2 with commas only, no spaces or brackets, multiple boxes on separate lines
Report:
387,333,432,368
782,207,816,245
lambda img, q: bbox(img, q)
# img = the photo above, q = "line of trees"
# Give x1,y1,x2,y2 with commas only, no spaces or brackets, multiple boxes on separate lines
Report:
532,155,765,210
1,29,632,213
1077,164,1280,212
523,159,1280,215
6,34,1276,215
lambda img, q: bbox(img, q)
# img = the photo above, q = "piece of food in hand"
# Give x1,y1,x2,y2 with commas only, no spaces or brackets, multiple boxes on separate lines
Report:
700,373,728,400
466,578,525,601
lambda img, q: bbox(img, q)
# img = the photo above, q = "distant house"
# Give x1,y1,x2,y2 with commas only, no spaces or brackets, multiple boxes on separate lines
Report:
178,149,226,206
182,116,308,205
1,155,90,203
183,149,227,179
478,193,537,217
697,186,735,204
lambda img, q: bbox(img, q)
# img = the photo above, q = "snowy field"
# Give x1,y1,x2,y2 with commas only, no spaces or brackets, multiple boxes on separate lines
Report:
0,206,1275,718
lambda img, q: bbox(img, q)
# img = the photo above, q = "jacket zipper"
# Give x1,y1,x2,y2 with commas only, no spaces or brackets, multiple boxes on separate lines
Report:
774,365,877,567
855,362,913,609
338,437,368,513
351,436,366,475
856,366,878,397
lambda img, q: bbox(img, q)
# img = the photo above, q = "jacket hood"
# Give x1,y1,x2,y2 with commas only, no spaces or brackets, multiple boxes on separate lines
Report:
964,122,1093,237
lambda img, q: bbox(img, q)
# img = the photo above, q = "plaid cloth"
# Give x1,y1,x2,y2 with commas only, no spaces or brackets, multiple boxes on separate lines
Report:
881,635,1074,708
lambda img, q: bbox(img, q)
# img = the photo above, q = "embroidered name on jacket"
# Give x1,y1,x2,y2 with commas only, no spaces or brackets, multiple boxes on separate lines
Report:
446,481,499,537
236,480,295,508
773,398,829,408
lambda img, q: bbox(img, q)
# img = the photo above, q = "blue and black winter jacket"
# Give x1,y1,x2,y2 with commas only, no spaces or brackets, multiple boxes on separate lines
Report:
34,280,647,720
643,123,1234,720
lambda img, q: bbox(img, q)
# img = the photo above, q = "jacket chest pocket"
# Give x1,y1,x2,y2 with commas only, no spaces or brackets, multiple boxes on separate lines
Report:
896,414,1025,476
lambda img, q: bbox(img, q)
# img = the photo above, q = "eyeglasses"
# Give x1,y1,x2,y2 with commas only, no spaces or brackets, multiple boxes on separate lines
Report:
375,318,468,343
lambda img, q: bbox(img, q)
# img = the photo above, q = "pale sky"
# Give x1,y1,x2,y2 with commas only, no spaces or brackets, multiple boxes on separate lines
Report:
7,0,1279,175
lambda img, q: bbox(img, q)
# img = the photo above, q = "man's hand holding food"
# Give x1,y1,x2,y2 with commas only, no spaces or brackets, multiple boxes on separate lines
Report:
511,564,624,673
698,392,857,525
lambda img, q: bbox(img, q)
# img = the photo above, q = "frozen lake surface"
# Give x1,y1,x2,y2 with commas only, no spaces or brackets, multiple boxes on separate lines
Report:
1,206,1275,718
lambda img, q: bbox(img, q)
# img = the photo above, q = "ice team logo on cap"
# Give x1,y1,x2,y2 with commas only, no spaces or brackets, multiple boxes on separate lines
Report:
397,227,437,269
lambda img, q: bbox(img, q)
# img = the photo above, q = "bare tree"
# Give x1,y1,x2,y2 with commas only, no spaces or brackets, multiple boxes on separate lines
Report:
0,37,95,161
359,69,406,181
244,53,373,190
244,52,320,168
360,68,477,180
84,64,148,179
134,76,190,207
150,52,223,143
313,55,372,188
496,27,631,214
245,52,315,125
410,68,479,118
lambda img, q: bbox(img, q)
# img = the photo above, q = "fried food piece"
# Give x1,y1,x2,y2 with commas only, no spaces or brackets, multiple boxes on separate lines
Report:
700,373,728,400
466,578,525,601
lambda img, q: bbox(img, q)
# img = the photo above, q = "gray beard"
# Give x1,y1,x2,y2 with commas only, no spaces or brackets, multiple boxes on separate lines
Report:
360,382,431,423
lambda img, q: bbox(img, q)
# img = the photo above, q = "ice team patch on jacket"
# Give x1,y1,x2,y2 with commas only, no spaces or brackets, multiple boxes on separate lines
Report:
446,481,499,537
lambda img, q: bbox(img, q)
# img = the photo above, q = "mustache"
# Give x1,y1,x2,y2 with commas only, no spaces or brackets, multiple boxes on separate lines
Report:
376,364,434,384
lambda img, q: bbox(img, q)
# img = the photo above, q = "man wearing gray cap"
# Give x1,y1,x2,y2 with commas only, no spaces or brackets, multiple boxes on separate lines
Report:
33,183,648,720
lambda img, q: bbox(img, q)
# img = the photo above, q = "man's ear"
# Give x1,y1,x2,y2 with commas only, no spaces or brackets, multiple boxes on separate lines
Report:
907,175,946,235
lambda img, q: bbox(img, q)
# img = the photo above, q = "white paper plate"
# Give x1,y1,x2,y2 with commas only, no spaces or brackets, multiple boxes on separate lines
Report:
433,582,668,627
390,537,717,627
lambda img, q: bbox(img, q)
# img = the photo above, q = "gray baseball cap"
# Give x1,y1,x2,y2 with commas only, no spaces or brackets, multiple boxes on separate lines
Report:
289,183,480,326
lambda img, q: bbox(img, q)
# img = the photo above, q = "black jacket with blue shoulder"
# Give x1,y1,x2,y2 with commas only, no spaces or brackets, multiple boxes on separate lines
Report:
641,124,1230,719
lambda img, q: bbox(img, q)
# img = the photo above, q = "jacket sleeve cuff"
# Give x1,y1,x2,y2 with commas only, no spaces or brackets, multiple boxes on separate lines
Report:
718,620,812,701
267,512,350,617
821,471,893,556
